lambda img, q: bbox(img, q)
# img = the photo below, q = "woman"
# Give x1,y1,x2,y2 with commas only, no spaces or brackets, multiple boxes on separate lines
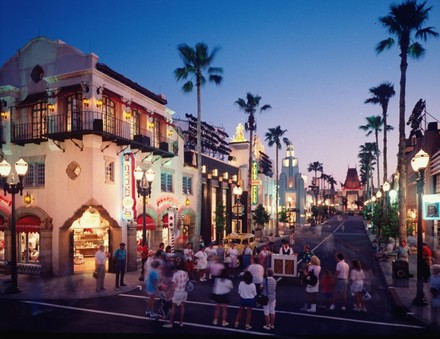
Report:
262,268,277,330
350,259,366,312
227,243,239,278
235,270,257,330
300,255,321,313
194,246,208,282
212,267,234,327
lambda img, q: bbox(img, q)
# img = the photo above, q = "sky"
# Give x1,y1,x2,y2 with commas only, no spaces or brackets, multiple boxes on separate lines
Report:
1,0,440,189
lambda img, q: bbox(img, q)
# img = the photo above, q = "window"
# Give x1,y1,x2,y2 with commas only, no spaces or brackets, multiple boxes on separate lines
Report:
105,160,115,183
161,172,173,192
19,232,40,263
182,176,193,195
24,162,45,187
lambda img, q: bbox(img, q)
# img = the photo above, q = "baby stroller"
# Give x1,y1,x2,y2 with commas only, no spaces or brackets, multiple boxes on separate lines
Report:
154,289,172,321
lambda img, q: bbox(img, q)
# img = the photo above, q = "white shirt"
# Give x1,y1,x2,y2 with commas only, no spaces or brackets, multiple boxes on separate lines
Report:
95,250,107,265
238,281,257,299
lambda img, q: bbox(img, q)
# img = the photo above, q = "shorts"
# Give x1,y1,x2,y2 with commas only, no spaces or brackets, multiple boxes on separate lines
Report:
212,292,231,305
240,297,256,308
335,279,348,293
263,299,276,315
172,290,188,306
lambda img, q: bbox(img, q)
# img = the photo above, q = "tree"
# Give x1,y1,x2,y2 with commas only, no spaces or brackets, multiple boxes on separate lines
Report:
253,204,270,229
364,82,396,183
376,0,438,240
358,142,377,211
265,126,289,237
175,42,223,248
214,202,226,242
307,161,323,206
234,93,271,233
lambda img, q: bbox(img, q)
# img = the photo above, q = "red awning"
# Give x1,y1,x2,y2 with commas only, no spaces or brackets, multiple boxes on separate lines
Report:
136,215,156,230
16,215,41,233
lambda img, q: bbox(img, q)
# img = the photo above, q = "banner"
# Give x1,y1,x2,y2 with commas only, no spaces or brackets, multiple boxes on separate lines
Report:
422,194,440,220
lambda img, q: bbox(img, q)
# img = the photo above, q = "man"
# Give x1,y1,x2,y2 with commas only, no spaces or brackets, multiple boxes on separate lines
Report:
139,243,149,281
163,260,189,328
329,252,349,311
113,242,127,288
95,245,108,292
427,204,439,218
280,239,294,255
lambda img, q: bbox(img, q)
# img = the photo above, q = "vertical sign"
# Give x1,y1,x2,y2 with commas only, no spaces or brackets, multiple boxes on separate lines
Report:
122,153,136,220
251,160,259,205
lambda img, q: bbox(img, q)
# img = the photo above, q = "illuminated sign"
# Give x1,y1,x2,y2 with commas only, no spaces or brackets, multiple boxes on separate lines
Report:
251,160,259,206
122,153,135,220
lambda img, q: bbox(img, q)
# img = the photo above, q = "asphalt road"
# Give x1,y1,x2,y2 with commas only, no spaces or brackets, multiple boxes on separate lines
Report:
0,215,435,336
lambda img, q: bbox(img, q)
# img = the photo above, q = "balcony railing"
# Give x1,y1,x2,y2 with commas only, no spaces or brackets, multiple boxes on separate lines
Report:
10,110,176,157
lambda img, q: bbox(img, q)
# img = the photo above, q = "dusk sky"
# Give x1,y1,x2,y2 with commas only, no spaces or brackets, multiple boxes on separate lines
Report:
1,0,439,188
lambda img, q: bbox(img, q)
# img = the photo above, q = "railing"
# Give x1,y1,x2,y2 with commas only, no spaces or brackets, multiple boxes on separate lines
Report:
10,111,176,156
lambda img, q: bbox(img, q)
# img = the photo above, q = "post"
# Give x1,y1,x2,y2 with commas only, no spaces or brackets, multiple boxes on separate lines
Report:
8,188,19,293
142,193,147,247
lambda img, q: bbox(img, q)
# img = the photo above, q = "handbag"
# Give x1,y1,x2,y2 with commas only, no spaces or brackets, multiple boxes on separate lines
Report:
255,279,269,306
185,272,194,292
93,271,98,279
362,288,372,301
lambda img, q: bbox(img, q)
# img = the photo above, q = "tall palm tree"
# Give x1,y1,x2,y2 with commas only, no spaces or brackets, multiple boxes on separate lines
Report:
235,93,271,233
327,174,337,206
358,142,377,208
265,126,289,237
364,82,396,183
307,161,323,206
377,0,438,240
175,42,223,246
359,115,393,189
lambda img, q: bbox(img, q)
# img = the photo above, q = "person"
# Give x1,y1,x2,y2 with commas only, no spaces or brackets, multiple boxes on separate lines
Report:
227,242,239,278
422,242,433,282
113,243,127,288
31,248,39,262
241,241,253,270
145,259,162,317
258,244,271,271
74,249,85,265
300,255,321,313
234,270,257,330
94,245,108,292
194,246,208,281
397,239,411,262
426,203,439,217
429,264,440,326
138,243,149,281
298,245,314,263
262,268,277,330
280,239,294,255
184,242,195,281
216,241,226,264
162,259,189,328
329,252,349,311
289,232,295,248
350,259,367,312
210,256,225,281
320,269,335,309
199,235,205,249
407,233,417,251
247,256,265,294
212,267,234,327
157,242,166,257
205,242,218,280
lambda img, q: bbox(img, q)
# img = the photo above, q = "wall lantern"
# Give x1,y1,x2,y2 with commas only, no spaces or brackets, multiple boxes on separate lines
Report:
24,192,32,205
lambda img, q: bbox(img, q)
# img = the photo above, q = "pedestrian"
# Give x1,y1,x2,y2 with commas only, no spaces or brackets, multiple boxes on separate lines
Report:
216,241,226,264
247,256,265,294
429,264,440,326
94,245,108,292
241,241,253,271
397,239,411,262
138,242,149,281
145,259,162,317
422,242,433,282
258,244,271,271
113,242,127,288
212,267,234,327
194,246,208,281
262,268,277,331
289,232,295,248
184,242,195,281
329,252,350,311
298,244,314,263
300,255,321,313
350,259,367,312
227,242,239,278
320,269,335,309
234,270,257,330
205,242,218,280
162,259,189,328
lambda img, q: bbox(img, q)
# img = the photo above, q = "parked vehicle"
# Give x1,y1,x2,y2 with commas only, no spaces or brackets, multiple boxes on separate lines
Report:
223,232,257,254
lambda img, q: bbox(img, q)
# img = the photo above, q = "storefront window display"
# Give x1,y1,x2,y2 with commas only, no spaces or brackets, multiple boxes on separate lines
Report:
19,231,40,263
0,231,5,260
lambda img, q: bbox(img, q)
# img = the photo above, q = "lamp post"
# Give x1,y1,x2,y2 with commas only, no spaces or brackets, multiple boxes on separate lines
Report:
0,158,29,294
411,149,429,307
233,185,242,233
134,167,155,247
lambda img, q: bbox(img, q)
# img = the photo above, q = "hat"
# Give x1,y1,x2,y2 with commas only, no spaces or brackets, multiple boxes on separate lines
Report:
120,242,126,246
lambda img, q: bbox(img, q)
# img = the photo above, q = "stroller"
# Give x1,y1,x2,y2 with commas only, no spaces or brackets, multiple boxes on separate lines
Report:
153,289,172,321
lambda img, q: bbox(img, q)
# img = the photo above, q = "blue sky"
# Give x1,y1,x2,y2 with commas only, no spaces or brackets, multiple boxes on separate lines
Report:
1,0,439,188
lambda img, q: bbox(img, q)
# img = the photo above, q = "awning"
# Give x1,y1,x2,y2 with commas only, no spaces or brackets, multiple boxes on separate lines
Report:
136,215,156,231
16,215,41,233
16,92,47,108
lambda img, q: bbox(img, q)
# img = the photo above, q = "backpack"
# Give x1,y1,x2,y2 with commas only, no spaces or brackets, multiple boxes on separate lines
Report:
303,268,318,286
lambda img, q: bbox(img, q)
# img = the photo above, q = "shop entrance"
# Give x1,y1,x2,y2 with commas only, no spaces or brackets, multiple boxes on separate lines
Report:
71,208,110,274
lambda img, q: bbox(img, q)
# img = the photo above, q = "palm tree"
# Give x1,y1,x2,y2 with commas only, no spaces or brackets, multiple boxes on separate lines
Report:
377,0,438,240
265,126,289,237
175,42,223,247
307,161,323,206
359,115,393,189
359,142,377,212
235,93,271,233
364,82,396,183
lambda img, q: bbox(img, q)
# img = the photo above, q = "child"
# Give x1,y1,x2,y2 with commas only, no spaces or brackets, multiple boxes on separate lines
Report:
320,269,335,309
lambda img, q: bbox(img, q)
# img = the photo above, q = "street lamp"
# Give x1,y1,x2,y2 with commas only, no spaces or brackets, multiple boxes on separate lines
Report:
233,185,242,233
411,149,429,307
0,158,29,294
134,167,155,247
